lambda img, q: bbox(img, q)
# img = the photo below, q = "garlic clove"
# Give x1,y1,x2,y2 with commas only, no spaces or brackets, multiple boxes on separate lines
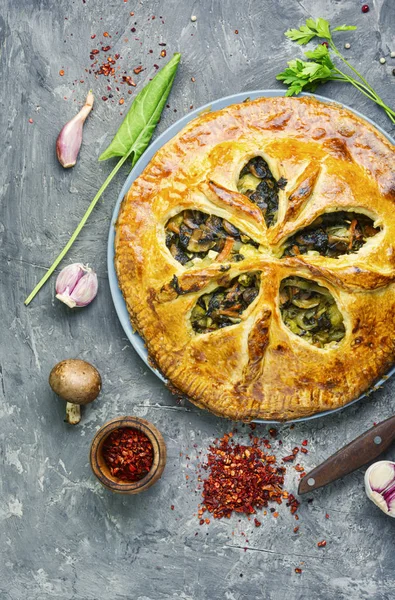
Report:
56,90,94,169
383,481,395,516
55,263,98,308
365,461,395,518
68,268,98,307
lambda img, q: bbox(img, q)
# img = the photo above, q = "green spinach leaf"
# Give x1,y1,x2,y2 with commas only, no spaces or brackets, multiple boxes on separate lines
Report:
99,53,181,163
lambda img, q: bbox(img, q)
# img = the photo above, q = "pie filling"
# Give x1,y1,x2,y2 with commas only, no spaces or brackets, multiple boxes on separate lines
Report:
191,272,260,333
237,157,287,227
165,210,259,267
282,211,380,258
279,277,345,347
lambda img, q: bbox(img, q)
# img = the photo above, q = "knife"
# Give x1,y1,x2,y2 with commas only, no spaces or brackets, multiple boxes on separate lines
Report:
298,414,395,495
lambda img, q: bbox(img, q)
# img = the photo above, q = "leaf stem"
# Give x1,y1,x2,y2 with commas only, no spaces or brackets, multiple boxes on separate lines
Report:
330,39,395,122
332,65,395,123
24,148,133,306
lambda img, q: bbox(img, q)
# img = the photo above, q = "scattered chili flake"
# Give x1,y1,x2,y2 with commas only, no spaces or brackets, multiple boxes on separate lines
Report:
102,45,111,52
268,428,277,438
254,518,261,527
282,454,296,463
273,511,279,518
171,505,174,510
102,96,108,101
119,98,125,105
300,447,308,454
295,568,302,574
91,49,99,55
102,427,154,482
134,66,143,74
59,69,65,76
28,118,33,124
160,49,167,57
191,77,196,82
317,540,327,548
91,34,96,39
235,29,239,34
103,31,109,37
294,526,299,533
302,440,308,446
325,513,330,519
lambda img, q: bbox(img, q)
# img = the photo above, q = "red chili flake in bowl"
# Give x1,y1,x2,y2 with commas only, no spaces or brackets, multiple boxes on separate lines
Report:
102,427,154,482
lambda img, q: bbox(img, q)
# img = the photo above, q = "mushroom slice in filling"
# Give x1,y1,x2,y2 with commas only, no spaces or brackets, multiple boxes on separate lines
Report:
165,210,259,266
237,156,287,227
191,272,260,333
279,277,345,348
281,211,380,258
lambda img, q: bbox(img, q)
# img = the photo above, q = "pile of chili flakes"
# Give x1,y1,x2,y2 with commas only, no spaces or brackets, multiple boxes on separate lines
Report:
197,431,300,523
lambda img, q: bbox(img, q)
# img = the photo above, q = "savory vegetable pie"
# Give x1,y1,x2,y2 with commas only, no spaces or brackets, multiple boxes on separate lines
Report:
115,96,395,421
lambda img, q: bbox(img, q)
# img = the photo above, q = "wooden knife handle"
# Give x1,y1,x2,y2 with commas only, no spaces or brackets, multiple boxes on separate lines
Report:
298,415,395,495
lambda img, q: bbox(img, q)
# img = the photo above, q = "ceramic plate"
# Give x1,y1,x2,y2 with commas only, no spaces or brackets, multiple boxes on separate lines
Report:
107,90,395,423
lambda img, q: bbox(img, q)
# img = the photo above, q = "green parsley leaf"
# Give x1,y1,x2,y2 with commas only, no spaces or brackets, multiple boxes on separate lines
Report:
315,18,331,40
304,45,334,70
285,25,317,45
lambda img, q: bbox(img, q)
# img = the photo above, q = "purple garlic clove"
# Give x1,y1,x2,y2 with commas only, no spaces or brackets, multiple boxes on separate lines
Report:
55,263,98,308
56,90,94,168
382,481,395,516
365,461,395,518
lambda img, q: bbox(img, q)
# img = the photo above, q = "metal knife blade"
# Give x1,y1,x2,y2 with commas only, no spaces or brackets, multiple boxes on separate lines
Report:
298,414,395,495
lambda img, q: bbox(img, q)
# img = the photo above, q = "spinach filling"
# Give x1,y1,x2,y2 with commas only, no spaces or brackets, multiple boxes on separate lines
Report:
191,273,260,333
282,211,379,258
279,277,345,348
165,210,259,266
237,156,287,227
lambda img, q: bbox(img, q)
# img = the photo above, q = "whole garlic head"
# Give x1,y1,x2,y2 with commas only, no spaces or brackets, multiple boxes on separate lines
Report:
365,461,395,517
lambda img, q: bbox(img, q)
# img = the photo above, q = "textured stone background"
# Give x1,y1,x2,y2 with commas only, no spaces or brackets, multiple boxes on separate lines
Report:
1,0,395,598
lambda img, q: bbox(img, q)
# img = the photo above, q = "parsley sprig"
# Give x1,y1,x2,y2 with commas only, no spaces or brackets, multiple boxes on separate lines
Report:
276,18,395,124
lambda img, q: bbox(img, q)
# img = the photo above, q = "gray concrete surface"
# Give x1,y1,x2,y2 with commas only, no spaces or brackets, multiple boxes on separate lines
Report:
1,0,395,598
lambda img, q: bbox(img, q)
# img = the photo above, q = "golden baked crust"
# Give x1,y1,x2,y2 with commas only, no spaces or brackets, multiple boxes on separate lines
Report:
115,96,395,421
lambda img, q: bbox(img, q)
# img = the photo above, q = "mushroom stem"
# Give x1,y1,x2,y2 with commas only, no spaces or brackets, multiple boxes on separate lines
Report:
65,402,81,425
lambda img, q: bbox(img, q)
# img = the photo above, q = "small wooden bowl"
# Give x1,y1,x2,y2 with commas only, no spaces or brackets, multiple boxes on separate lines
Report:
90,416,167,494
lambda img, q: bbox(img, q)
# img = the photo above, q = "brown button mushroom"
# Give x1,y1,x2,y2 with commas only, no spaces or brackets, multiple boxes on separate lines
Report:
49,359,101,424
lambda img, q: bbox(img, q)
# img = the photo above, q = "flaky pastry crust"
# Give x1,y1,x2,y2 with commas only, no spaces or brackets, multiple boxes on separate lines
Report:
115,96,395,421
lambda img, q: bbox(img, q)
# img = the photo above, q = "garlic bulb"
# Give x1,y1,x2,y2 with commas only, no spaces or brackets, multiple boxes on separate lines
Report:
365,461,395,517
55,263,98,308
